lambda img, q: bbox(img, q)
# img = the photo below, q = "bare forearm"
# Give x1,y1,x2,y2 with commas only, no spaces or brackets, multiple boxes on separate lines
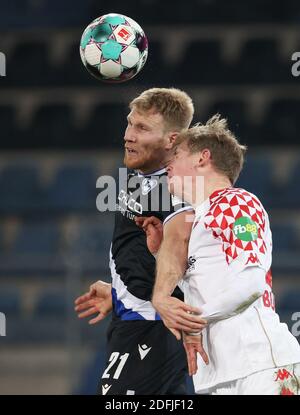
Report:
153,236,188,298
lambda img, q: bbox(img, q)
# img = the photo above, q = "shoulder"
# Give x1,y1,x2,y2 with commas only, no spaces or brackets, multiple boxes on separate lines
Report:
204,187,267,234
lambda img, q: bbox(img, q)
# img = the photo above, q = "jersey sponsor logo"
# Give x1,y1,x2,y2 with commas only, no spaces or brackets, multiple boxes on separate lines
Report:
141,178,158,195
275,368,292,381
118,190,143,214
138,344,152,360
102,384,112,395
233,217,258,241
245,252,261,265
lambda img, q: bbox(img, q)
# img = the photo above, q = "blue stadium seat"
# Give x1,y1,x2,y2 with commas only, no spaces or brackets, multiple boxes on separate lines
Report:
0,290,21,316
0,106,17,144
46,164,98,212
204,99,251,142
235,155,274,207
176,40,225,84
12,221,60,254
271,224,299,252
262,100,300,146
231,38,288,84
277,161,300,208
9,41,50,85
34,290,66,317
0,226,4,252
0,221,64,276
29,104,74,147
66,217,113,273
69,219,113,255
82,104,127,148
277,289,300,312
0,164,42,214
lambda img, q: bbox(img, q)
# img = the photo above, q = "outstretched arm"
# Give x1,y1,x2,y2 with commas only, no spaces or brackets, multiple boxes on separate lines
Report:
151,211,207,340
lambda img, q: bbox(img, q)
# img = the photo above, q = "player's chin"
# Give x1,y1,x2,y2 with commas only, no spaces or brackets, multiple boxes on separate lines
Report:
124,154,141,169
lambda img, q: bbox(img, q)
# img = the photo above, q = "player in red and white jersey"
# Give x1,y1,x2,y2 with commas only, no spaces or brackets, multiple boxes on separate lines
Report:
150,115,300,395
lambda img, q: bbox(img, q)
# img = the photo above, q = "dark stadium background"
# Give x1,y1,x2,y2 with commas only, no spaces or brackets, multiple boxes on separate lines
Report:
0,0,299,395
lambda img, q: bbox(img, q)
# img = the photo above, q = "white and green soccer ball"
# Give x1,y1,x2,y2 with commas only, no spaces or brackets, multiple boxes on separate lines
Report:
80,13,148,83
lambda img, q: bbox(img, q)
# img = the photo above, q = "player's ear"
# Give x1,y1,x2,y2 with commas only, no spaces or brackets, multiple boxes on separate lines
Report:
165,132,178,150
198,149,211,166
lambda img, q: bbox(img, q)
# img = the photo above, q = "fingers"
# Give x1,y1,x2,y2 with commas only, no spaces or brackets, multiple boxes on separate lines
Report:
74,292,92,306
74,299,98,313
197,345,209,365
89,313,106,325
144,223,157,237
135,216,162,229
77,306,98,319
184,344,198,376
181,303,202,315
164,315,207,332
178,314,207,328
134,217,146,228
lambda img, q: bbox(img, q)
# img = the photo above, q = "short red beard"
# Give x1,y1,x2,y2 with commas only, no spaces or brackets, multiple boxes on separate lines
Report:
123,147,164,172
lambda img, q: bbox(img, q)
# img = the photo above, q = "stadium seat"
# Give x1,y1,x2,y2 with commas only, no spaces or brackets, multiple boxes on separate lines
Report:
29,104,74,148
271,224,299,252
0,290,21,316
276,161,300,208
235,154,274,207
0,164,43,214
12,221,61,254
34,290,66,317
0,221,64,276
232,38,287,84
9,41,50,85
46,164,98,212
204,99,251,142
262,99,300,146
69,218,113,254
82,104,127,148
277,289,300,312
176,40,225,84
66,217,113,273
0,106,17,144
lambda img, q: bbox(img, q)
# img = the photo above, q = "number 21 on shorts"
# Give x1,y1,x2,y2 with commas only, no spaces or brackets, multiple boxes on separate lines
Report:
102,352,130,380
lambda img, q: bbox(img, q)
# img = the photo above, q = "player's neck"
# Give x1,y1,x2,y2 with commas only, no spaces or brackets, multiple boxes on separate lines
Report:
204,178,232,200
190,175,231,208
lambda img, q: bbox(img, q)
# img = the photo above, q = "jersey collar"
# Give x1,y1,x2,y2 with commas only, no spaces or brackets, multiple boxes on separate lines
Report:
136,167,167,177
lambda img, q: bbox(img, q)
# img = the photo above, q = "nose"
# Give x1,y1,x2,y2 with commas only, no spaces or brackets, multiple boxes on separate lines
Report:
124,125,136,143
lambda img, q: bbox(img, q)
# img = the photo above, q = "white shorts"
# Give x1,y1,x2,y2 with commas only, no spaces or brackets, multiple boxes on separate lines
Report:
208,363,300,395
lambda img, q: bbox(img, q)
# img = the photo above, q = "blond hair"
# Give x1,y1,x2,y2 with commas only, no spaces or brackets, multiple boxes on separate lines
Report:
129,88,194,131
176,114,247,184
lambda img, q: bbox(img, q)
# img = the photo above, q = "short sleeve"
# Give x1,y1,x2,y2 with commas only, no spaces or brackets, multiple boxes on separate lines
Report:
204,190,270,274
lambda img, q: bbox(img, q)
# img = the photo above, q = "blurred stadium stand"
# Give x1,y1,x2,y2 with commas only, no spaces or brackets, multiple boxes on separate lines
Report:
0,0,299,395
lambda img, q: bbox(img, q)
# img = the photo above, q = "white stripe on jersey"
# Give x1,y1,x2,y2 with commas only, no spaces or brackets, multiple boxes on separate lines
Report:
110,249,158,320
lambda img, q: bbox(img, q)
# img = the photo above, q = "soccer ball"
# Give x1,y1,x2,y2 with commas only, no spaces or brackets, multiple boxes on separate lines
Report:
80,13,148,83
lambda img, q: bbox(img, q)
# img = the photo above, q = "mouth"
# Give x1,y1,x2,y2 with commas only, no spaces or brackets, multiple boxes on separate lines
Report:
125,147,138,155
